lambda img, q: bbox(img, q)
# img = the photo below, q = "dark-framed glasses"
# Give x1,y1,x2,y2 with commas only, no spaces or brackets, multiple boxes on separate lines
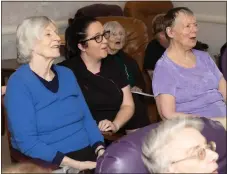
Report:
172,141,216,164
81,30,110,43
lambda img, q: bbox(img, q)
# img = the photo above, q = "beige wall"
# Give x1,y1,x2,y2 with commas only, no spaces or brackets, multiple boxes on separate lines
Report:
1,1,226,59
1,1,126,60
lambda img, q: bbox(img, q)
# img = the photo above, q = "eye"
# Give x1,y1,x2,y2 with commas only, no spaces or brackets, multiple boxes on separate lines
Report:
46,33,51,36
95,35,102,40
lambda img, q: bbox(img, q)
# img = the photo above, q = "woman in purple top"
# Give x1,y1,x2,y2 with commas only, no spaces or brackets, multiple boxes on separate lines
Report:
152,7,226,126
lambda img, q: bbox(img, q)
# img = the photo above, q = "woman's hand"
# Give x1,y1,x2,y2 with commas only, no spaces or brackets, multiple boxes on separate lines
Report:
78,161,97,170
131,86,142,92
98,119,118,132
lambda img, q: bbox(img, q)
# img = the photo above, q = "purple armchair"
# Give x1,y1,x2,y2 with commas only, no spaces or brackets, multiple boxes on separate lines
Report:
96,117,226,173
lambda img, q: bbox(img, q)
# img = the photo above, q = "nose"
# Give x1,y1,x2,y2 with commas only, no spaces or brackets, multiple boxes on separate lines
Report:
54,33,61,42
102,36,108,44
207,149,219,163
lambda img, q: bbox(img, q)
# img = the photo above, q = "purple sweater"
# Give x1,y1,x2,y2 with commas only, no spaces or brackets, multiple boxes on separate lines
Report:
152,49,226,118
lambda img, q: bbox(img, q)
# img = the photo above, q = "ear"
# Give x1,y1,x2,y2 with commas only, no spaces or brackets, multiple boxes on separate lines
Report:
78,43,86,52
166,27,174,39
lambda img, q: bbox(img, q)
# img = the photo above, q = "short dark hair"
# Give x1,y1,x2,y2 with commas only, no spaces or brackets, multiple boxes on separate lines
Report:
163,7,194,39
65,16,98,59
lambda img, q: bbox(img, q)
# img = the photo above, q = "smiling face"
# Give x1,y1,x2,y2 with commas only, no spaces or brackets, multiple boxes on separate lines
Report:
33,22,60,59
167,12,198,50
167,127,218,173
80,21,108,60
107,25,126,54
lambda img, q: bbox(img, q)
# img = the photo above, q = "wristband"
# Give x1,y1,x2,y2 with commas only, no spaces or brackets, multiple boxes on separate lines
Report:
96,147,105,156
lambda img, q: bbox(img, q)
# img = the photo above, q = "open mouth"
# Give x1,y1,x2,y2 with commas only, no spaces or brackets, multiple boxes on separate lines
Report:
51,45,60,48
115,41,121,45
190,37,197,40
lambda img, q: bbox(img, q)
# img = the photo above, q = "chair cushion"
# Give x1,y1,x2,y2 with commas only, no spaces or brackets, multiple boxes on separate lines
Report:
96,117,226,173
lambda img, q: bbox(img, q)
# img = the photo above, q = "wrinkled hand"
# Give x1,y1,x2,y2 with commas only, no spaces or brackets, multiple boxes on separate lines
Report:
98,119,117,132
131,86,142,93
78,161,96,170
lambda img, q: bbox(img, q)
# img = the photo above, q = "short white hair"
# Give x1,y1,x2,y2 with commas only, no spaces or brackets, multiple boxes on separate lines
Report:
103,21,125,34
16,16,54,64
141,116,203,173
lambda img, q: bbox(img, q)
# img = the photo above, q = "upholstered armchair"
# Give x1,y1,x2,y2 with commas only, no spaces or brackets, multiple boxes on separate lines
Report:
124,1,173,41
96,117,227,173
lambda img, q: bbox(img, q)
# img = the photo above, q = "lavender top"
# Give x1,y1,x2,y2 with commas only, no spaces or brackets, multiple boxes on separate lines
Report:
152,49,226,118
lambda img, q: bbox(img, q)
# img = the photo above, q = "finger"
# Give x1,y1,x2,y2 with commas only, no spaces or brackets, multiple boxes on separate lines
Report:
99,121,108,131
102,123,111,131
98,121,103,129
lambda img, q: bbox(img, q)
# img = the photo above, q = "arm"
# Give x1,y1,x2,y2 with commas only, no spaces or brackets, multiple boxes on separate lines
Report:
206,52,226,102
5,76,62,162
152,64,193,120
218,77,226,103
155,94,193,120
112,85,135,130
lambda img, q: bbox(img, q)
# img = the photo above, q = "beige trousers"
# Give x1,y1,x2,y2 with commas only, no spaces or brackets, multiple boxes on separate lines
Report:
210,117,226,130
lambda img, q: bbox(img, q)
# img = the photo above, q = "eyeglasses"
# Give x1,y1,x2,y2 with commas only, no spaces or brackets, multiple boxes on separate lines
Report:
81,30,110,43
172,141,216,164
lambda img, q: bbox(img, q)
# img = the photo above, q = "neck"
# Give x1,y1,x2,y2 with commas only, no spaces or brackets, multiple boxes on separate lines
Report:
167,42,192,61
81,53,101,74
159,39,168,49
108,47,119,55
29,54,54,81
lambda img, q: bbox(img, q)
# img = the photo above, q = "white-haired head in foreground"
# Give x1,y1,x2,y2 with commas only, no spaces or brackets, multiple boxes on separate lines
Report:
142,116,219,173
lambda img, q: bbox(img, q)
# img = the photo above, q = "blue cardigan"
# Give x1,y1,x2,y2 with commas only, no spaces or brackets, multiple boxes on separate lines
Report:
5,64,104,163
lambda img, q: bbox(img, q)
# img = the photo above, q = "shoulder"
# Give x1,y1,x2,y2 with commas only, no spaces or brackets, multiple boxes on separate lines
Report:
8,64,31,85
54,64,74,74
193,49,209,58
192,49,214,64
54,64,77,81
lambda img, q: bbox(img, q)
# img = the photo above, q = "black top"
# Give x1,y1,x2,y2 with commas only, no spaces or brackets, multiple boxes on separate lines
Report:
109,50,146,91
144,39,166,70
58,56,128,123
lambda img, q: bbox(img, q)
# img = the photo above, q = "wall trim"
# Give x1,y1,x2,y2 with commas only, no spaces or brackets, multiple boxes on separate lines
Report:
2,14,226,35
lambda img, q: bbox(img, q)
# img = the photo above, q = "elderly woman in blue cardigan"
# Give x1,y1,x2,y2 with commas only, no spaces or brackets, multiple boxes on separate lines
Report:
5,16,105,171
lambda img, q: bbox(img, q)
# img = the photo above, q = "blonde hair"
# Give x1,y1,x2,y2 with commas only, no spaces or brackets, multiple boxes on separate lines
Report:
151,13,166,37
142,116,203,173
2,163,51,173
16,16,55,64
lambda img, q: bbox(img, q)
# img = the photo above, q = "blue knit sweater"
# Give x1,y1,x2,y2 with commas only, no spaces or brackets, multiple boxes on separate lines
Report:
5,64,104,163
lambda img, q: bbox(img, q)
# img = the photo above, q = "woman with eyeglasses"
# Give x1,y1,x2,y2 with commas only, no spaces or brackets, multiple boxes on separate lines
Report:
59,16,135,135
142,116,219,173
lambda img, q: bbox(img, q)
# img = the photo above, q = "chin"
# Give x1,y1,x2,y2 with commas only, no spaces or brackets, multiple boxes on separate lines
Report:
100,53,108,59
